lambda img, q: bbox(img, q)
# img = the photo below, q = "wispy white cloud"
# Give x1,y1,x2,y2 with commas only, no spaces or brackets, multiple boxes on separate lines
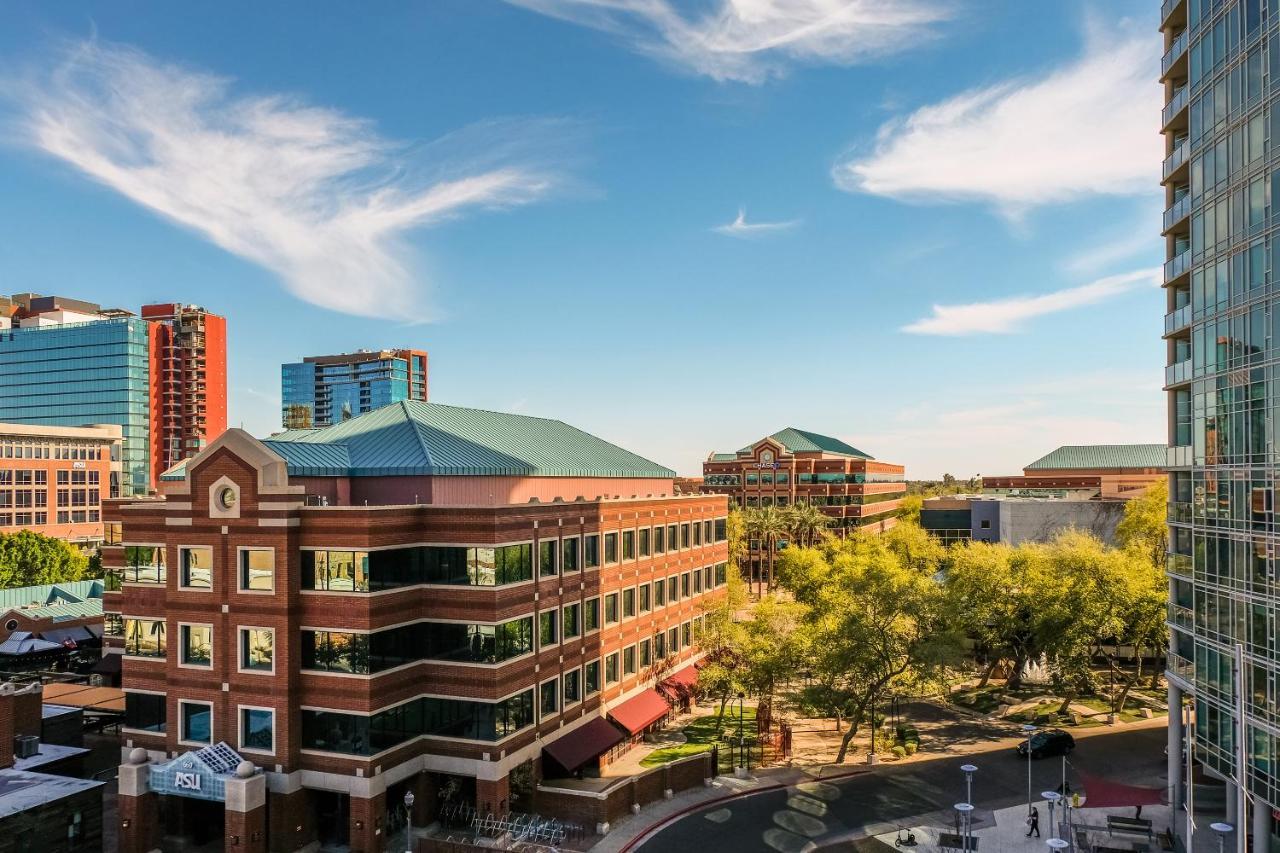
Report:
833,21,1160,214
713,207,800,237
1062,206,1162,275
2,40,572,321
504,0,951,84
854,369,1163,479
902,268,1159,336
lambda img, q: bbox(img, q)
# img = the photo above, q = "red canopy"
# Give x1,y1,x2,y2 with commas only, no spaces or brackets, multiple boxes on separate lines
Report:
1077,772,1165,808
663,665,699,689
609,689,671,735
542,717,624,774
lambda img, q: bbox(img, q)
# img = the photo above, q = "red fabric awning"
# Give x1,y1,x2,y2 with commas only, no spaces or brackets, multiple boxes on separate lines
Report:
663,665,699,689
1077,772,1165,808
542,716,625,774
609,689,671,735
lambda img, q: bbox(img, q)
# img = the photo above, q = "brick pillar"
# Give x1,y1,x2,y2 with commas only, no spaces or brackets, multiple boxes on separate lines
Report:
225,773,268,853
411,773,437,826
118,756,161,853
268,788,314,853
12,685,41,739
349,791,387,853
475,775,510,817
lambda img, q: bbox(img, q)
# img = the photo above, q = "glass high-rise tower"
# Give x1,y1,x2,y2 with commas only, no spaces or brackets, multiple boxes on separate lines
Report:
1163,0,1280,850
281,348,428,429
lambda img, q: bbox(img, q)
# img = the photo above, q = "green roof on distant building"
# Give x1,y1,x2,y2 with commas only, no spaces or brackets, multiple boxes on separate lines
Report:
716,427,871,460
253,401,675,479
1024,444,1166,471
0,580,103,622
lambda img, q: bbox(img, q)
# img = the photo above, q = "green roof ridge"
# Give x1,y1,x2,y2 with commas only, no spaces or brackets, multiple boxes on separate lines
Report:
1024,444,1166,470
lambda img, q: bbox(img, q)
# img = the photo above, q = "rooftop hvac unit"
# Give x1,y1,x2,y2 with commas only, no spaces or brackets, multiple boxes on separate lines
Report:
14,735,39,759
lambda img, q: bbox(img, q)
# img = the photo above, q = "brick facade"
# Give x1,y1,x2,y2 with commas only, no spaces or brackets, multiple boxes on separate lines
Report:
107,429,728,852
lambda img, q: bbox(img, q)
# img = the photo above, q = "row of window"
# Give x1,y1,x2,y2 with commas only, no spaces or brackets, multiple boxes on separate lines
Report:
298,616,708,755
111,546,273,590
300,564,727,674
0,442,107,460
124,693,274,753
121,619,274,672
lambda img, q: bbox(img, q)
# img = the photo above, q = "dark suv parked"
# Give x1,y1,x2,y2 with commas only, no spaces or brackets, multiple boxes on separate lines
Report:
1016,729,1075,759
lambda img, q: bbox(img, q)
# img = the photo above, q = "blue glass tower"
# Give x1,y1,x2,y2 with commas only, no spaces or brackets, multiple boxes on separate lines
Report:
281,349,427,428
0,317,151,494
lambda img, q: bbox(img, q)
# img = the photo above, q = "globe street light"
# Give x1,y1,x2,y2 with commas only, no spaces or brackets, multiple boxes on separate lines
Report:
1047,837,1070,853
1022,725,1037,816
955,802,975,851
1210,822,1234,853
1043,791,1062,840
404,789,415,853
961,764,978,808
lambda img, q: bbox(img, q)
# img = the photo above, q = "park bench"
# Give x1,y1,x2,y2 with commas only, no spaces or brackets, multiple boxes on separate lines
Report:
1107,816,1154,839
938,832,978,851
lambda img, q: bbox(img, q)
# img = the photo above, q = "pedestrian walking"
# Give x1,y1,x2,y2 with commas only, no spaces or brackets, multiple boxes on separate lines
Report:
1026,807,1040,838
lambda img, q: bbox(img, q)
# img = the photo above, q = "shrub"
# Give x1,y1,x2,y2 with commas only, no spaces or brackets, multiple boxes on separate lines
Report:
891,745,907,759
904,742,918,756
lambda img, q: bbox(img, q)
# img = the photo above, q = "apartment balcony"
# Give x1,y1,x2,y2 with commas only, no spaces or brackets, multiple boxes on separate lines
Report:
1162,30,1188,80
1168,602,1194,630
1168,551,1192,577
1168,500,1192,523
1165,358,1192,387
1164,304,1191,336
1163,193,1192,233
1162,86,1188,130
1167,445,1193,467
1164,249,1190,283
1163,139,1190,182
1168,653,1194,684
1161,0,1186,31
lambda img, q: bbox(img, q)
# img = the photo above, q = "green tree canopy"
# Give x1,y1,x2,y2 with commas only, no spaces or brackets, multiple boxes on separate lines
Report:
1115,478,1169,570
0,530,89,588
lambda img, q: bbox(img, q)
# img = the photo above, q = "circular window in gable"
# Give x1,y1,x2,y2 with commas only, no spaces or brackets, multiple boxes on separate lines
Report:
5,620,17,632
217,486,237,511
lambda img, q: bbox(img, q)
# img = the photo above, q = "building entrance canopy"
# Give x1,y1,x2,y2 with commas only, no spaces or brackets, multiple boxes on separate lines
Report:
150,742,254,802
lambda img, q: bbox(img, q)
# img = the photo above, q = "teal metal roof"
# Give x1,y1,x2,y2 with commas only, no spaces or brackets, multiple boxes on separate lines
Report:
0,580,103,621
730,427,871,459
1025,444,1166,471
262,400,674,478
159,459,188,482
710,453,737,462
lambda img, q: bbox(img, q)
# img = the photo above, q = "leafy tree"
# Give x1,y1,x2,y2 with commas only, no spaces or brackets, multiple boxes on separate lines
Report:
898,494,923,524
780,534,959,763
882,521,945,575
1115,478,1169,570
0,530,89,588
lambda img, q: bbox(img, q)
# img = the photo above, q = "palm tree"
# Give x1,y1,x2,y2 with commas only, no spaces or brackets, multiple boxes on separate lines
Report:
756,505,788,594
785,502,830,548
741,507,764,595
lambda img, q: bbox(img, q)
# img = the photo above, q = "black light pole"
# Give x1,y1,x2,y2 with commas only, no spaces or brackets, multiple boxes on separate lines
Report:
737,692,746,770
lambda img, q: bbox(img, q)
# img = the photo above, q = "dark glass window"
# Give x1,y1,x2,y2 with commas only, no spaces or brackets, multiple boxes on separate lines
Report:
180,547,212,588
584,535,600,568
122,546,166,584
300,691,535,754
622,530,635,560
125,692,166,732
639,528,651,557
539,611,558,648
563,670,581,704
653,526,665,554
667,525,678,549
562,537,580,573
584,660,600,696
603,533,618,564
539,540,558,577
622,587,636,618
639,584,651,612
540,680,558,717
562,603,581,639
585,597,600,631
181,702,212,744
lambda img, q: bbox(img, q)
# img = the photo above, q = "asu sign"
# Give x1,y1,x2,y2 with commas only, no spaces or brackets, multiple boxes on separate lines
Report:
149,742,249,803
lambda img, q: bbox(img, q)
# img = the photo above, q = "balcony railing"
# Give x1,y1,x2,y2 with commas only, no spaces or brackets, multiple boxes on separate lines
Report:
1163,30,1188,77
1165,250,1190,282
1166,359,1192,386
1169,652,1194,683
1168,501,1192,523
1164,193,1192,232
1163,86,1189,128
1165,304,1192,335
1164,139,1190,179
1161,0,1185,28
1169,551,1193,577
1168,602,1194,630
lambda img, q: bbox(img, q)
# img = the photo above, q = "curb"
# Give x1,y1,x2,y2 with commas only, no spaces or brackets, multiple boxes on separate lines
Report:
613,777,788,853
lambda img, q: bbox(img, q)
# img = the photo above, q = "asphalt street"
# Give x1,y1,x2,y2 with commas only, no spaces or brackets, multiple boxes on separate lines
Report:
633,726,1168,853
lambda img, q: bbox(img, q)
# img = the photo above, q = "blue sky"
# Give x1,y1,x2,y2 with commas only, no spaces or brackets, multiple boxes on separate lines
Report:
0,1,1164,478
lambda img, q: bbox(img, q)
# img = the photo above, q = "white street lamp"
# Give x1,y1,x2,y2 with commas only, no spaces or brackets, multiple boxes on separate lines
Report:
1210,821,1234,853
1047,838,1070,853
404,789,416,853
1043,791,1062,840
961,764,978,807
1022,725,1037,816
955,802,975,852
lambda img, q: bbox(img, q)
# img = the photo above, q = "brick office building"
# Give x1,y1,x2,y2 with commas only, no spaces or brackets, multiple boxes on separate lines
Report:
104,401,728,852
0,422,122,547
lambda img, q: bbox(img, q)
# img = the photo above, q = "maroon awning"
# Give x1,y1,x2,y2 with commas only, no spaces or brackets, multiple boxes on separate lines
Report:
662,664,699,689
542,717,624,774
1077,772,1165,808
609,689,671,735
